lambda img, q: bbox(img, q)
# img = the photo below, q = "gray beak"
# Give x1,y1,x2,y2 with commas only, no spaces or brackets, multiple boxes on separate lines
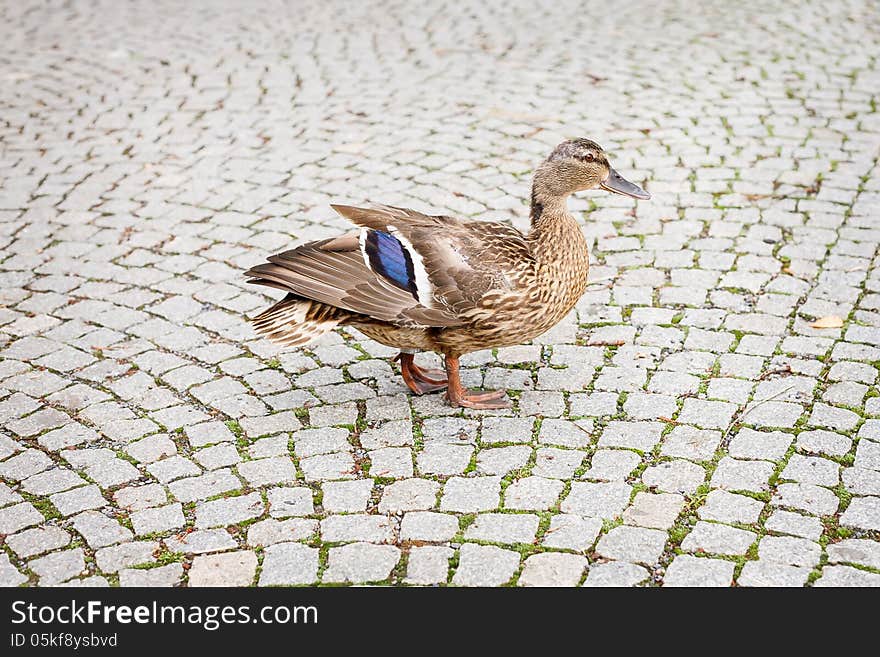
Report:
600,168,651,200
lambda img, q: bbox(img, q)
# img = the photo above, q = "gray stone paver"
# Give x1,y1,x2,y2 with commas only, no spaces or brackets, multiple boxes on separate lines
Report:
188,551,258,587
29,548,86,586
698,490,764,525
321,480,371,513
596,526,668,565
6,526,72,559
0,553,28,586
400,512,459,542
561,481,632,519
118,564,184,587
378,479,440,513
464,513,540,544
764,510,824,541
0,0,877,588
813,565,880,587
582,562,650,588
541,515,603,552
95,541,158,573
405,546,453,585
663,555,735,587
322,543,400,584
259,543,320,586
681,522,757,556
451,544,519,587
623,492,685,530
737,561,811,588
320,514,393,544
518,553,588,587
827,539,880,571
247,518,318,547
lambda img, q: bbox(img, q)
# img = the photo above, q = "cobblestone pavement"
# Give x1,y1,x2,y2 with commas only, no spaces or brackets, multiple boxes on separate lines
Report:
1,0,880,588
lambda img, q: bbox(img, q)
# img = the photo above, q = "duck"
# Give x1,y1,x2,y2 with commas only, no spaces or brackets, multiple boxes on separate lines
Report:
245,138,650,409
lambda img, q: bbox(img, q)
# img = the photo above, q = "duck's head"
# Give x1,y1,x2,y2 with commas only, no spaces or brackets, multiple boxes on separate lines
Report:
535,138,650,201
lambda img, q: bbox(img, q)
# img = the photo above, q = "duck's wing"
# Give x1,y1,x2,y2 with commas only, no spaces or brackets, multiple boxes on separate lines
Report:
245,232,464,328
330,204,534,321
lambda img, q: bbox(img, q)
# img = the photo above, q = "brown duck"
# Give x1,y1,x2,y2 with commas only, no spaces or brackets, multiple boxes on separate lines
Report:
245,139,649,409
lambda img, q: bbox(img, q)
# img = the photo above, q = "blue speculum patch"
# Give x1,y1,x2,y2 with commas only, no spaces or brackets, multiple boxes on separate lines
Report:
364,230,419,300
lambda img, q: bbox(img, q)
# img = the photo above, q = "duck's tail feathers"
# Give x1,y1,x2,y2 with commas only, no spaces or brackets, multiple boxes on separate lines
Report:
251,294,348,347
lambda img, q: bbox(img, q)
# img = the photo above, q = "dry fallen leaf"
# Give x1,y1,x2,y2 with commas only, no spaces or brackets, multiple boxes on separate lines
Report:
811,316,844,329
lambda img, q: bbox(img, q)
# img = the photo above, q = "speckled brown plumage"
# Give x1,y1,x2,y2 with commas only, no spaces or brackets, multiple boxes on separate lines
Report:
245,138,650,408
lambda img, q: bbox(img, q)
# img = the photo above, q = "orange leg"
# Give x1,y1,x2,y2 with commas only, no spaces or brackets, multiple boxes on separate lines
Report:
395,353,448,394
444,355,511,409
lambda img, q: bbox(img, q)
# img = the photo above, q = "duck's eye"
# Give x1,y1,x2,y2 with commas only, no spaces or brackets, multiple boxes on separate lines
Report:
583,153,594,162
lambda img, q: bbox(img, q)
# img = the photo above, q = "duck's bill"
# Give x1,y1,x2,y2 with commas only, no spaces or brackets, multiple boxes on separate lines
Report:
601,168,651,200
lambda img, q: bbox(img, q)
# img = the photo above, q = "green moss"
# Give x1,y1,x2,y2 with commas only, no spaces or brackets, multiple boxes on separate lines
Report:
836,526,853,539
154,549,185,566
833,483,853,510
601,517,623,533
667,523,691,545
21,494,62,521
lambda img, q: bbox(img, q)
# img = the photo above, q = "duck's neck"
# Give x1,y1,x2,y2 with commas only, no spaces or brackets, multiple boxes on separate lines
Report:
527,181,584,263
